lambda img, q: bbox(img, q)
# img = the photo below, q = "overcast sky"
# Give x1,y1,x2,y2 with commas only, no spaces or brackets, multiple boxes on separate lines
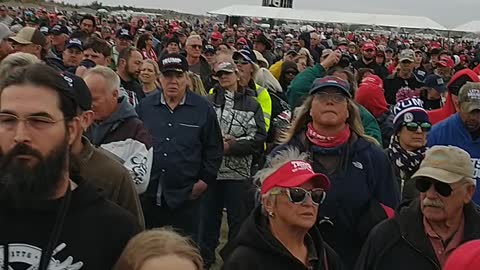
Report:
63,0,477,28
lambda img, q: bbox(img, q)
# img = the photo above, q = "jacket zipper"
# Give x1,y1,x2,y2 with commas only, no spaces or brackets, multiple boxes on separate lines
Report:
401,235,441,270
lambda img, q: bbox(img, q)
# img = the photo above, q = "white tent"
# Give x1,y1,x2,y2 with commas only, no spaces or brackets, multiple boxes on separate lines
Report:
453,21,480,33
208,5,447,31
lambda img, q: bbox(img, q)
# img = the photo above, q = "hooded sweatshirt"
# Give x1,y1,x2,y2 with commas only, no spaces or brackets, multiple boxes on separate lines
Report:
0,178,140,270
427,69,480,125
221,206,346,270
86,96,153,194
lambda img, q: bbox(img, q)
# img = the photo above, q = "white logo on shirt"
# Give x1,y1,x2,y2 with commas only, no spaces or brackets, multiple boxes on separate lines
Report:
353,161,364,170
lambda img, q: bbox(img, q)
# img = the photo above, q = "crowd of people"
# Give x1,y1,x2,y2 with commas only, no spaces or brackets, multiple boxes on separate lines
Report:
1,4,480,270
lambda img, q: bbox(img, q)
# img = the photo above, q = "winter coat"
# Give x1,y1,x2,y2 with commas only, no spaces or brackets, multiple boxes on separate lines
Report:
354,200,480,270
221,206,346,270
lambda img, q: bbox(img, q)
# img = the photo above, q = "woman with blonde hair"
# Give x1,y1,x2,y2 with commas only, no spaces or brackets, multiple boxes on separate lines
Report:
187,71,208,96
114,228,203,270
272,76,399,269
139,59,160,96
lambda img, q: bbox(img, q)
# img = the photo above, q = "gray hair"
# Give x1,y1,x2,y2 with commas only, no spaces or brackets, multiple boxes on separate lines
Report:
186,35,202,46
84,66,121,94
256,147,309,186
0,52,40,82
255,67,283,93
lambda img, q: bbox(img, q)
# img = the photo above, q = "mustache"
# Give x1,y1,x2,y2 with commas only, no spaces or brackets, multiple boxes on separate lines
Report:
423,198,444,208
0,143,43,168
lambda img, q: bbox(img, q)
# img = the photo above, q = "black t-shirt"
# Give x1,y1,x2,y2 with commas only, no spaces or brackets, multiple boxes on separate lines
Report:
420,97,442,111
383,74,425,105
120,77,145,100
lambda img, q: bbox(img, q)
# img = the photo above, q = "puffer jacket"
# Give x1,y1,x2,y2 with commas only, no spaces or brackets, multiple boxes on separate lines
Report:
208,87,267,180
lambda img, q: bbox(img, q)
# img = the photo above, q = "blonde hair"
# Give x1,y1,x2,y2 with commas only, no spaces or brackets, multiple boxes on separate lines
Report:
187,72,207,96
0,52,40,82
84,66,121,94
113,228,203,270
186,35,202,46
255,67,283,93
142,59,160,75
283,96,377,145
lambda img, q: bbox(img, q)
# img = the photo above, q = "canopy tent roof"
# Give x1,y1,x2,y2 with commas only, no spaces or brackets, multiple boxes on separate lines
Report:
453,21,480,33
208,5,447,31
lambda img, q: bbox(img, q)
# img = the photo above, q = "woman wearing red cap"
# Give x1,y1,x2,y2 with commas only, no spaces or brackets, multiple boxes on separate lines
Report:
271,76,399,268
221,147,345,270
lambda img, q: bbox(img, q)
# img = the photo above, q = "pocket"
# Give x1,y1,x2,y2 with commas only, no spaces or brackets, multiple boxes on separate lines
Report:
176,123,201,149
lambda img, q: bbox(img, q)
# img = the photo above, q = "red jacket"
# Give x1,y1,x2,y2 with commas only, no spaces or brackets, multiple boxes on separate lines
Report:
427,69,480,125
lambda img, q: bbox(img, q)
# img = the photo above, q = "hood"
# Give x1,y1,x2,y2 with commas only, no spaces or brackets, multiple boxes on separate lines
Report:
428,69,480,125
221,206,328,265
103,96,138,125
281,61,299,73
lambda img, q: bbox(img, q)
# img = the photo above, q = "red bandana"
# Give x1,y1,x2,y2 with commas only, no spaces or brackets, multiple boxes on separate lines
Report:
306,123,351,148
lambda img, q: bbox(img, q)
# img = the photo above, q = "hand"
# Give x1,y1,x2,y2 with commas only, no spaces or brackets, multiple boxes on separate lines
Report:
320,52,340,70
75,66,88,78
190,180,208,200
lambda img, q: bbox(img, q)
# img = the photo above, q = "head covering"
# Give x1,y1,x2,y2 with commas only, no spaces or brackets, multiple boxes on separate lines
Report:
158,53,188,74
424,74,446,94
260,160,330,195
236,37,248,46
362,42,376,51
444,240,480,270
116,28,132,40
166,35,180,46
210,31,222,41
65,38,83,51
361,74,383,89
203,44,216,54
392,98,429,133
411,146,475,185
458,82,480,113
9,27,46,46
437,56,455,68
356,78,388,118
398,49,415,62
233,48,257,64
60,72,92,111
309,76,351,98
50,24,69,35
253,50,269,68
0,23,13,40
214,61,237,74
254,34,272,50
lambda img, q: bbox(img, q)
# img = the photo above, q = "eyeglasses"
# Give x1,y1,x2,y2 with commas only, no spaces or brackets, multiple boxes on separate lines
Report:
234,59,250,65
416,178,453,197
313,92,347,103
190,45,202,49
0,113,65,130
403,122,431,132
271,187,326,205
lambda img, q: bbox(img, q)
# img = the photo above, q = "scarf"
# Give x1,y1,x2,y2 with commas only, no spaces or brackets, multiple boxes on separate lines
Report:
388,136,425,178
306,123,350,148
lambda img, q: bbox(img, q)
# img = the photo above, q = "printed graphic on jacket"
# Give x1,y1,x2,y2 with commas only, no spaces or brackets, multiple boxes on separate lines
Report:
0,243,83,270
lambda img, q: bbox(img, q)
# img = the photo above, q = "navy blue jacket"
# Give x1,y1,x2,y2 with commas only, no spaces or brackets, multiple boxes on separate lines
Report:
272,132,399,268
136,90,223,209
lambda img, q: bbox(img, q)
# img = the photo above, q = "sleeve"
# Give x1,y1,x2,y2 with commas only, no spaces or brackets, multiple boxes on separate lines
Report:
287,65,326,108
358,105,383,145
426,128,439,147
371,149,400,208
353,230,381,270
117,169,146,229
256,87,272,132
199,104,224,185
227,102,267,157
354,221,396,270
269,60,282,80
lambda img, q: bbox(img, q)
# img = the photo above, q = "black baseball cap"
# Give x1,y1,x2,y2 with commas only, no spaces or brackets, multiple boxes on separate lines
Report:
60,72,92,111
158,53,188,74
116,28,132,40
50,24,69,35
233,48,257,64
66,38,83,51
203,44,216,54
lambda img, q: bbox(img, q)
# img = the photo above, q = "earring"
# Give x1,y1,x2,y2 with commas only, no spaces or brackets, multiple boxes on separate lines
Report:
268,211,275,218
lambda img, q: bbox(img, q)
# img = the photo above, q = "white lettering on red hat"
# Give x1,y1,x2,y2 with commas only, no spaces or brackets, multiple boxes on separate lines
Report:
467,89,480,100
291,161,314,173
162,57,182,65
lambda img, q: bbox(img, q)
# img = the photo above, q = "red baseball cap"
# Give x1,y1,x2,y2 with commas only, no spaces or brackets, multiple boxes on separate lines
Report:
361,74,383,89
210,31,223,41
260,160,330,195
437,56,455,68
444,240,480,270
362,42,376,51
236,37,247,45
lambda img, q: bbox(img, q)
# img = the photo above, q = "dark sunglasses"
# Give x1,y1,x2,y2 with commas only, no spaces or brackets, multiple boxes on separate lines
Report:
272,187,326,205
286,70,298,76
365,49,375,53
403,122,431,132
416,178,453,197
190,45,202,49
234,59,250,65
314,92,347,103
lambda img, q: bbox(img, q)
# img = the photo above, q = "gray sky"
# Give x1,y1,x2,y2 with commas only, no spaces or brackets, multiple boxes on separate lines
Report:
63,0,478,28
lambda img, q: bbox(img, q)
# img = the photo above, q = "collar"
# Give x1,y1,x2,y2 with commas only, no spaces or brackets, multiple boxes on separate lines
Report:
305,233,319,267
77,136,95,168
156,89,192,106
423,214,464,241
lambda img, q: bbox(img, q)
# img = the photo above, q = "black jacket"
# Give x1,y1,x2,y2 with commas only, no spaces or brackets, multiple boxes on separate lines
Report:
376,110,394,149
354,200,480,270
0,178,141,270
221,206,346,270
383,73,424,105
352,58,388,79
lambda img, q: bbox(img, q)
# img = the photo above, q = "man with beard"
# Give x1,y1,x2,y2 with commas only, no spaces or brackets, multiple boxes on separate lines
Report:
116,47,144,106
355,146,480,270
427,82,480,205
352,42,388,79
0,64,140,270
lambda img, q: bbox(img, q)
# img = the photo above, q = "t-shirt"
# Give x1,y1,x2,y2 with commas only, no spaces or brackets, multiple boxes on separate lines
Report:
189,61,202,76
120,77,145,100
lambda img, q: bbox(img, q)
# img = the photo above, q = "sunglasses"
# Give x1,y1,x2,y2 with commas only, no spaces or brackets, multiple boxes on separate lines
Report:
286,71,298,76
416,178,453,197
365,49,375,53
272,187,326,205
234,59,250,65
190,45,202,49
403,122,431,132
314,92,347,103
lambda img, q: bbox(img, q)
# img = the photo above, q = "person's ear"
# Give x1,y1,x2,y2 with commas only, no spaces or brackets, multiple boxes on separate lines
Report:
113,88,119,99
262,196,276,216
464,184,475,204
67,117,81,146
80,110,95,131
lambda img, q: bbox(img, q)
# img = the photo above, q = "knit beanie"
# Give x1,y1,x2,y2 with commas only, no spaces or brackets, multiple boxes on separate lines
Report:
444,240,480,270
392,98,429,133
355,82,388,118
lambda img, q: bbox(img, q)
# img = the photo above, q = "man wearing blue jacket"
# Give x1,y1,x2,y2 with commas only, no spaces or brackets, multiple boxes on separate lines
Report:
428,82,480,204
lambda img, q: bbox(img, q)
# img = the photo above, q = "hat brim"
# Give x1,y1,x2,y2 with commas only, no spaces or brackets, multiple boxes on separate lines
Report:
9,36,32,45
461,102,480,113
215,69,235,75
233,51,254,64
399,58,414,63
310,83,352,98
276,173,330,191
66,45,83,51
161,68,185,74
411,167,464,184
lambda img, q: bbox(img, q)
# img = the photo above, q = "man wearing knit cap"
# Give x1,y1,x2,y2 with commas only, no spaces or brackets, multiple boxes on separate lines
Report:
356,145,480,270
428,82,480,204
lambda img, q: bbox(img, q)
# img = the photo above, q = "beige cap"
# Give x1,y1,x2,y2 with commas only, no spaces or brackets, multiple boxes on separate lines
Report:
9,26,46,46
412,146,475,185
253,50,269,68
458,82,480,113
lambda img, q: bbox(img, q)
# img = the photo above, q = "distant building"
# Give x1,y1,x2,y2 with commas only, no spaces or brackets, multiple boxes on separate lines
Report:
262,0,293,8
